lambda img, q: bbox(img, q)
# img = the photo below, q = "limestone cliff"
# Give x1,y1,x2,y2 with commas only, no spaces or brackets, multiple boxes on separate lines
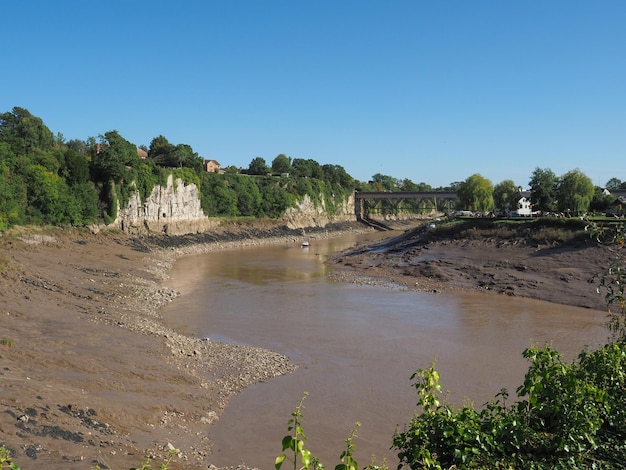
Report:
115,175,356,235
282,193,356,229
116,175,210,235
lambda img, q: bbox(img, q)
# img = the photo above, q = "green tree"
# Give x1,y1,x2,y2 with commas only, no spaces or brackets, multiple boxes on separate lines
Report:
272,154,292,175
248,157,269,176
323,164,353,188
62,147,90,185
90,130,138,184
493,180,520,215
172,143,203,171
590,186,615,213
148,135,176,166
605,177,622,191
292,158,323,179
0,150,26,228
23,164,88,224
529,167,558,212
200,173,237,216
0,106,55,155
233,176,263,216
457,174,494,212
371,173,399,191
557,168,594,214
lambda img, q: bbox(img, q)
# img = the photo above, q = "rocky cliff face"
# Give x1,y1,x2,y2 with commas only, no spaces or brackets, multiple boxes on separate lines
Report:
116,175,209,235
282,193,356,229
115,176,356,235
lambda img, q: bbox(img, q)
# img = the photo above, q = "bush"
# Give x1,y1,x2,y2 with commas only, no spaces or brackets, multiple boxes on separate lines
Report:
392,341,626,469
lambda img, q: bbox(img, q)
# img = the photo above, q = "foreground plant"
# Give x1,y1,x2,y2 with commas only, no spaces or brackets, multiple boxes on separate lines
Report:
392,341,626,469
128,448,177,470
587,219,626,338
0,447,20,470
275,394,386,470
89,448,178,470
275,393,323,470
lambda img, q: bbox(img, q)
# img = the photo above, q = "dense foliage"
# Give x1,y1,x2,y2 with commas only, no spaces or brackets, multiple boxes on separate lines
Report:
392,341,626,469
2,106,623,230
0,107,356,229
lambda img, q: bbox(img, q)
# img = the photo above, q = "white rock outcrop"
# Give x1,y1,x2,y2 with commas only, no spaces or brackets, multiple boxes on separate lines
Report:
117,175,206,234
115,175,357,234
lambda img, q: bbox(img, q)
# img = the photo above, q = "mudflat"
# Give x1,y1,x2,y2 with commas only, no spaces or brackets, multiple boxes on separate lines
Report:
0,220,619,469
329,221,619,312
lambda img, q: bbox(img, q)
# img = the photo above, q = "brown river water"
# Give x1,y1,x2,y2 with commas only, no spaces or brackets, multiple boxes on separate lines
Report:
161,230,609,469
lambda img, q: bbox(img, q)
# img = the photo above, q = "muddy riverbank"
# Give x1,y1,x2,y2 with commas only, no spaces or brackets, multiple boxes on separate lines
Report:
0,221,374,469
0,218,617,469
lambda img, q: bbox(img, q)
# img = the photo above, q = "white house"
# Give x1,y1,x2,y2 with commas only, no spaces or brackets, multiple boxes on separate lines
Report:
510,189,539,217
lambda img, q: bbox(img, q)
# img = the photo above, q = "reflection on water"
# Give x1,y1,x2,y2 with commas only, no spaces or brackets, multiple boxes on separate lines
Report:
161,231,608,469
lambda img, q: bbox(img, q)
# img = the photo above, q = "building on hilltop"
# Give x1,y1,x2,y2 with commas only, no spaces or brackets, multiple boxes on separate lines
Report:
204,159,221,173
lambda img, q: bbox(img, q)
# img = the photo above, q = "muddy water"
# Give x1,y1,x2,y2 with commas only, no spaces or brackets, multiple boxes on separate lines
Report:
162,231,609,469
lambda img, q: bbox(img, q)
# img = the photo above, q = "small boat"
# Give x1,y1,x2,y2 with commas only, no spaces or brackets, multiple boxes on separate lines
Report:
301,241,310,247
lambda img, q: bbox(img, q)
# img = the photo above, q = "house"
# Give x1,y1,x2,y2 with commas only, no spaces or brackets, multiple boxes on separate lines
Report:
510,189,539,217
205,159,221,173
137,148,148,160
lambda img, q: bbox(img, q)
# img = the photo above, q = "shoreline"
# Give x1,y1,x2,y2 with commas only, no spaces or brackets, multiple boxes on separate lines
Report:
1,217,614,469
0,221,381,469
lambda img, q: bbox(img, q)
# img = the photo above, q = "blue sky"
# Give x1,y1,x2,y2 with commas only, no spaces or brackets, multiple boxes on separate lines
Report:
3,1,625,188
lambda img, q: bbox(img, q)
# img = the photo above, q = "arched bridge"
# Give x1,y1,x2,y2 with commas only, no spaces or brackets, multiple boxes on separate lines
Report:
354,190,458,219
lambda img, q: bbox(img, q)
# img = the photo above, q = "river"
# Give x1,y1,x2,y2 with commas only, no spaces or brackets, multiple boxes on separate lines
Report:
161,229,609,469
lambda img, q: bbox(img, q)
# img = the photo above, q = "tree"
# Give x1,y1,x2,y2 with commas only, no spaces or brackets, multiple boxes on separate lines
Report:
271,154,292,175
172,143,202,171
529,167,558,212
323,164,353,187
248,157,269,176
557,168,594,214
62,147,90,185
605,177,622,191
399,178,420,191
90,130,138,184
371,173,399,191
589,186,614,213
148,135,176,166
493,180,521,215
0,106,55,155
292,158,323,179
457,174,494,212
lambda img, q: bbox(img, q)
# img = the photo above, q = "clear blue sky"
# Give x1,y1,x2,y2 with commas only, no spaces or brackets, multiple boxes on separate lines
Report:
3,1,625,188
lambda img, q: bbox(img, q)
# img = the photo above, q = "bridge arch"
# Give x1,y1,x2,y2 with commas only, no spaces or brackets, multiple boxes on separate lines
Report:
354,190,457,219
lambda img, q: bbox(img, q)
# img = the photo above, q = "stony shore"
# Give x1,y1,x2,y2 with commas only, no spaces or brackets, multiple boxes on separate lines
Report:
0,220,377,470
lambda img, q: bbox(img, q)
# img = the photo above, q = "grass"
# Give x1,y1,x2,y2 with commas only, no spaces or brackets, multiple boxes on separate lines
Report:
430,217,591,245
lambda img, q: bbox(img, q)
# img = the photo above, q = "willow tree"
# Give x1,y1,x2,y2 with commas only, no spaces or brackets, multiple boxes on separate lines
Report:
457,173,494,212
557,168,594,215
493,179,520,215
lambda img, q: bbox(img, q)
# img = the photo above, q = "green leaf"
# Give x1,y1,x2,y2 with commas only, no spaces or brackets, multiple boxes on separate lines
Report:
281,435,293,451
275,454,286,470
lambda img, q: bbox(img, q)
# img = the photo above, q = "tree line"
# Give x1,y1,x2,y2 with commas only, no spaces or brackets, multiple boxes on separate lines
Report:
0,107,363,229
1,106,621,230
368,169,618,216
